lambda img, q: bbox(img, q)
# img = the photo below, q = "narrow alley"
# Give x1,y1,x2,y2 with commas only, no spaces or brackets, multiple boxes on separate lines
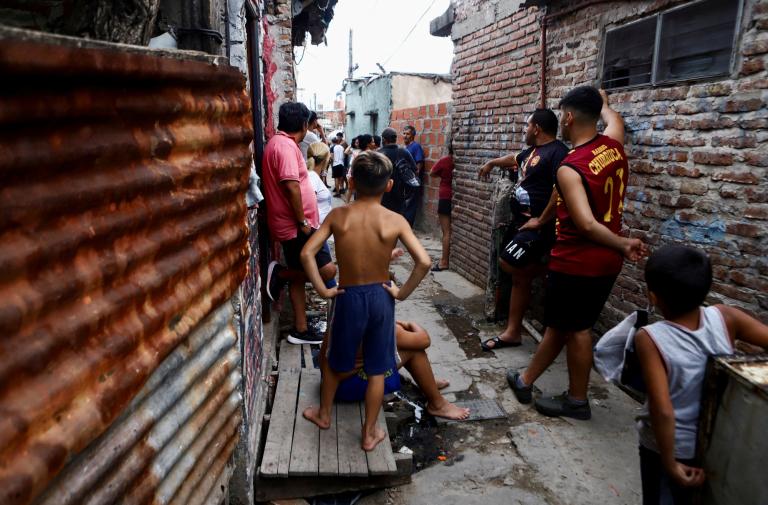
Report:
358,232,642,505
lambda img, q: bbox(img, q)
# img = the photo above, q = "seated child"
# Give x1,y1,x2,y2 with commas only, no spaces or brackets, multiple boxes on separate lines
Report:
299,151,431,451
635,245,768,505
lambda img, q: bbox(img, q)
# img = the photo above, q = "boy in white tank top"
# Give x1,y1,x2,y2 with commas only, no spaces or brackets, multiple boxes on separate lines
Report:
635,245,768,505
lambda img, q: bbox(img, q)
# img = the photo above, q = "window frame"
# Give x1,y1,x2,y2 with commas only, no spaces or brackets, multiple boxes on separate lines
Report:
598,0,745,91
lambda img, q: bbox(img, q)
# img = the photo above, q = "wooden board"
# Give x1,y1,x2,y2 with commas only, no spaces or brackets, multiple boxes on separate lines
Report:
279,340,301,372
302,344,314,369
289,370,321,476
318,403,339,476
360,404,398,475
259,370,300,477
335,402,368,477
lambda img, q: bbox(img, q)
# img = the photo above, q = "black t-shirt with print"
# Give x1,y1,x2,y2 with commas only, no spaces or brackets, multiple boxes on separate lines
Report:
511,140,570,220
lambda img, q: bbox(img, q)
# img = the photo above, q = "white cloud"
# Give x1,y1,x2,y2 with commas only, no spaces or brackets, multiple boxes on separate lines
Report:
296,0,454,110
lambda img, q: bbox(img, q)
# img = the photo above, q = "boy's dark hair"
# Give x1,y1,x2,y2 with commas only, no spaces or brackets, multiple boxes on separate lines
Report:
404,125,416,135
278,102,310,133
358,134,373,149
558,86,602,122
645,245,712,318
530,108,559,136
308,110,318,124
352,151,392,196
373,135,382,148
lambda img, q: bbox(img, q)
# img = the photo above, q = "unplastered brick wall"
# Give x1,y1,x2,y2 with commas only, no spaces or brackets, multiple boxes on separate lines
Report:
390,102,452,234
263,0,296,138
542,0,768,328
449,4,541,285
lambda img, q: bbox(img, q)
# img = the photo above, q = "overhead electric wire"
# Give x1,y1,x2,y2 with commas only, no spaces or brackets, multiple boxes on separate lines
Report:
381,0,439,66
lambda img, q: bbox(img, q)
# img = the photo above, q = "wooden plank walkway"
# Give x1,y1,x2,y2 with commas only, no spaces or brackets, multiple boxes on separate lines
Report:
260,342,403,480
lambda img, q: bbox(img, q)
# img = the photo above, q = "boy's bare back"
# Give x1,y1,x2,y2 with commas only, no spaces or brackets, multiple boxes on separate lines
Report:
326,199,411,287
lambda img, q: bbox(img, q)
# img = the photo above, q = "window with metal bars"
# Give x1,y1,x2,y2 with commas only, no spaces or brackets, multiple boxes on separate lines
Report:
601,0,742,90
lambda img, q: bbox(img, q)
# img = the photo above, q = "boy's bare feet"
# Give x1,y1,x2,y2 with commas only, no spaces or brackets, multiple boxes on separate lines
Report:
436,378,450,390
361,426,387,452
427,399,471,420
303,406,331,429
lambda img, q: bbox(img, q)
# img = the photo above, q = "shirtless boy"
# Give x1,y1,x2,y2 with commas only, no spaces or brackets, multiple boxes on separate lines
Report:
300,150,432,451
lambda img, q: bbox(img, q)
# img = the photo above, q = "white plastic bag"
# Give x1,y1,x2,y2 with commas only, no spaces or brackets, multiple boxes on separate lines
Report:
594,311,640,383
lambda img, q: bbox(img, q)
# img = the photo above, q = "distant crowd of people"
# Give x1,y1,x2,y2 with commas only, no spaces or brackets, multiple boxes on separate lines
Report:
257,87,768,505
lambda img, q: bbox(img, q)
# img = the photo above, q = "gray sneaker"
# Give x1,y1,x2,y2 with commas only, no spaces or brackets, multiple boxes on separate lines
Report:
534,392,591,420
506,370,533,404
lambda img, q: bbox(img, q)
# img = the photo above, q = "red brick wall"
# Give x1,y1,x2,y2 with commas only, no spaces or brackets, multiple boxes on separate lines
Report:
450,6,541,285
390,102,452,234
451,0,768,327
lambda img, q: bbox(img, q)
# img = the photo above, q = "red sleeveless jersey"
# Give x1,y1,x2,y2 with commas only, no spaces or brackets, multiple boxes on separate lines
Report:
549,134,629,277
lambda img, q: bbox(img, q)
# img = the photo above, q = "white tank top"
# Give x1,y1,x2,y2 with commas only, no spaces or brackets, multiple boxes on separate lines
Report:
636,306,733,459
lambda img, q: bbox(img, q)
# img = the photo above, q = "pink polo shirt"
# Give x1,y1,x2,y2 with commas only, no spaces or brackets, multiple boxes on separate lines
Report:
262,131,320,241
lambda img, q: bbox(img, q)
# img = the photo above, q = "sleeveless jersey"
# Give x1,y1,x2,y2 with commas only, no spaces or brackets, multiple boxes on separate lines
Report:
549,134,629,277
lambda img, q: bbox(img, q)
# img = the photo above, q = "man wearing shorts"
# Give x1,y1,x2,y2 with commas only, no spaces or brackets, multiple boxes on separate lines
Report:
507,87,646,420
262,101,337,345
331,137,346,196
478,109,568,350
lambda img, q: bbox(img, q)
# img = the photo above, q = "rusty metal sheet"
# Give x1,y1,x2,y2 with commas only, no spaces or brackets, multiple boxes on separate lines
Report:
0,28,253,505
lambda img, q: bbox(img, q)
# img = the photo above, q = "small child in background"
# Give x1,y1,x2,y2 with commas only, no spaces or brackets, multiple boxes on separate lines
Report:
300,151,431,451
635,245,768,505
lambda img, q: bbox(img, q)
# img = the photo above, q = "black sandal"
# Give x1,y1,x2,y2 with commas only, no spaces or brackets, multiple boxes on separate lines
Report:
481,336,522,351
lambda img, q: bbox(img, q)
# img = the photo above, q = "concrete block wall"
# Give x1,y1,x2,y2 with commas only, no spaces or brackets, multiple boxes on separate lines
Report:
390,102,452,234
450,0,768,329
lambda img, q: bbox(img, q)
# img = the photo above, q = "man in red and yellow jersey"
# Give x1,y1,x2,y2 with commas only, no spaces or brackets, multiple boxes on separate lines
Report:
508,86,647,420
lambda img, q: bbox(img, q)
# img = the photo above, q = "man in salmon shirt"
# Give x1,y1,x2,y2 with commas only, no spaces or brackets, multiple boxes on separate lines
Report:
507,86,647,420
263,102,337,345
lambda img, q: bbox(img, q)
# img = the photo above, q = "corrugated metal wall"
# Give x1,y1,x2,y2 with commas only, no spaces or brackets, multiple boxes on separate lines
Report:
0,27,253,505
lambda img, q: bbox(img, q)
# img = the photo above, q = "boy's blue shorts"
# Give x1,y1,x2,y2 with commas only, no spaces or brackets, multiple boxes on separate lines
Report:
327,282,395,376
335,368,401,402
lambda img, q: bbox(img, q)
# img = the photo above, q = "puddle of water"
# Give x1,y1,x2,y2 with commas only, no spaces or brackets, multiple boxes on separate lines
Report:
434,301,488,359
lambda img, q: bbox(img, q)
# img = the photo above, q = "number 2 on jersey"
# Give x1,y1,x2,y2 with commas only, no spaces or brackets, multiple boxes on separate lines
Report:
602,168,625,223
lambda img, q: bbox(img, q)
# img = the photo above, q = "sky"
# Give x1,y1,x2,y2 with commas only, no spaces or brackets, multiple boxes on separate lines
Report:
295,0,454,110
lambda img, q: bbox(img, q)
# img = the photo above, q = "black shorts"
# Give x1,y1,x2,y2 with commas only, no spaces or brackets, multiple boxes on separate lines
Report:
281,230,333,271
498,224,554,269
543,271,617,332
332,164,345,179
437,199,452,216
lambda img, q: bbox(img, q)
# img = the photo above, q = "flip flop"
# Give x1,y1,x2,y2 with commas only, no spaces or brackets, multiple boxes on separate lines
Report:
481,336,522,351
431,265,448,272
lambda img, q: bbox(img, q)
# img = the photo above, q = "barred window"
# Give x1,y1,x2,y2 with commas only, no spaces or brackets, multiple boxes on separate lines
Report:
601,0,742,90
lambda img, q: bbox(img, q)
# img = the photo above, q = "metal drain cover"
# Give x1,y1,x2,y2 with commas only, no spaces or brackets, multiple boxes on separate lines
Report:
435,399,507,424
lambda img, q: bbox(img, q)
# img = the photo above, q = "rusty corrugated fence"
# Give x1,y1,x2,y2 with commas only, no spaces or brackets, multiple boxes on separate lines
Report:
0,27,253,505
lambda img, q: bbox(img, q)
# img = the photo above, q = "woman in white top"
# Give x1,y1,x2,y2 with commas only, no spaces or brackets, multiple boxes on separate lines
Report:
307,142,333,223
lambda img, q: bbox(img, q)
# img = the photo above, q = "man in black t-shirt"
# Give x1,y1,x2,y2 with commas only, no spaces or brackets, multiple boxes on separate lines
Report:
379,127,420,222
478,109,569,350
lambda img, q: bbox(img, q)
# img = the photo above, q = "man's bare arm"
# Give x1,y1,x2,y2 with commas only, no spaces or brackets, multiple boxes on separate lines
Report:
382,218,430,301
299,213,340,298
599,89,625,145
281,180,307,223
478,154,518,180
520,188,558,231
558,166,646,260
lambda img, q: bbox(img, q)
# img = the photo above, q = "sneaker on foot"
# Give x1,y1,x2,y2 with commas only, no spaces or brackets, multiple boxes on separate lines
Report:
534,392,591,420
287,328,323,345
506,370,533,404
266,261,287,302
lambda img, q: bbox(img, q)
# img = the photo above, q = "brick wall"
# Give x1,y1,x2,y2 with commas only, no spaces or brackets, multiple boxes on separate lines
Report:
263,0,296,138
390,102,452,234
450,5,541,285
450,0,768,326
